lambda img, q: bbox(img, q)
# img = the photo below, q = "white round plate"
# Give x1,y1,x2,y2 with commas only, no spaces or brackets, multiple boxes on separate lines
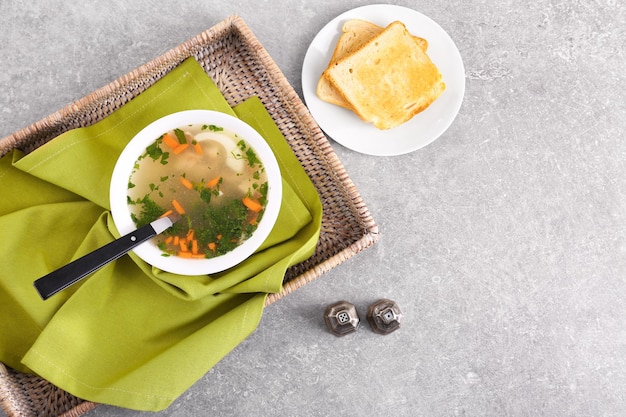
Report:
302,4,465,156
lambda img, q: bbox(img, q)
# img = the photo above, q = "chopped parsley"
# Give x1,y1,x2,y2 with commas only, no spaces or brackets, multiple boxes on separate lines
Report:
174,128,187,144
197,199,255,257
234,140,262,168
202,124,224,132
144,137,170,165
130,195,165,228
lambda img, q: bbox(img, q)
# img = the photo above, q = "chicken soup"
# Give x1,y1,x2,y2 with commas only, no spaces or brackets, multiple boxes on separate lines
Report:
127,123,269,259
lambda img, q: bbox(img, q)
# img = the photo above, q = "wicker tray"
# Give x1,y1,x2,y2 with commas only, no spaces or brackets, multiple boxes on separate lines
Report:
0,15,379,417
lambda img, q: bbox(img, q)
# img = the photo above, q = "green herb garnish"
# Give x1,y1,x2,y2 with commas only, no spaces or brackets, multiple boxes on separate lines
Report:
174,128,187,144
144,137,170,165
234,140,262,167
202,124,224,132
197,199,252,257
130,195,165,228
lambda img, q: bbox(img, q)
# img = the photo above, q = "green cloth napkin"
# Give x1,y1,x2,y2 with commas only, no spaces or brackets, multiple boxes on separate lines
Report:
0,58,322,411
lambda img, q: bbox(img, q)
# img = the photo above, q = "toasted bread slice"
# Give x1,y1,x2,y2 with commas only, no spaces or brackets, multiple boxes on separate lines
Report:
330,19,386,65
317,20,385,109
323,21,445,129
317,19,428,110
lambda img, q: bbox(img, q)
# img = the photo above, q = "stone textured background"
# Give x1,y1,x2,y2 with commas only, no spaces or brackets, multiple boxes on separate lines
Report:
1,0,625,416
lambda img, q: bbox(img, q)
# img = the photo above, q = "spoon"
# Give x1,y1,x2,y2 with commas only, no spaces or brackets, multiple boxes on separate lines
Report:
33,214,180,300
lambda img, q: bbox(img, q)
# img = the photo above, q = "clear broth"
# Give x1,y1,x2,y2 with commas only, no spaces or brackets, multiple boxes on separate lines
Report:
127,123,268,259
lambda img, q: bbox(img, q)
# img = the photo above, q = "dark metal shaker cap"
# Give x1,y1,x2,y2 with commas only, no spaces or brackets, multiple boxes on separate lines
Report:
324,300,360,336
367,299,402,335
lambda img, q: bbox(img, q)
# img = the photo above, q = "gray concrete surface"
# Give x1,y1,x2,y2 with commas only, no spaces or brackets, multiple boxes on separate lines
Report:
1,0,625,416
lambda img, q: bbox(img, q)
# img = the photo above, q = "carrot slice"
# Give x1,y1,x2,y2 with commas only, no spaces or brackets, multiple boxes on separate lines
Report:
159,209,174,218
165,236,174,244
173,144,189,155
162,134,180,149
172,199,185,214
180,239,189,252
192,240,199,254
208,242,217,252
192,254,206,259
173,236,180,245
186,229,195,241
194,143,203,155
206,176,221,188
242,196,263,212
178,251,193,258
179,177,193,190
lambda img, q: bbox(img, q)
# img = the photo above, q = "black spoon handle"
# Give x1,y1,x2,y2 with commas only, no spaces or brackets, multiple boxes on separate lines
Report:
33,216,175,300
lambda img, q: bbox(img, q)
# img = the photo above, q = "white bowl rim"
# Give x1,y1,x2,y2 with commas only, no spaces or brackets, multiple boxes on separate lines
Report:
109,110,283,275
